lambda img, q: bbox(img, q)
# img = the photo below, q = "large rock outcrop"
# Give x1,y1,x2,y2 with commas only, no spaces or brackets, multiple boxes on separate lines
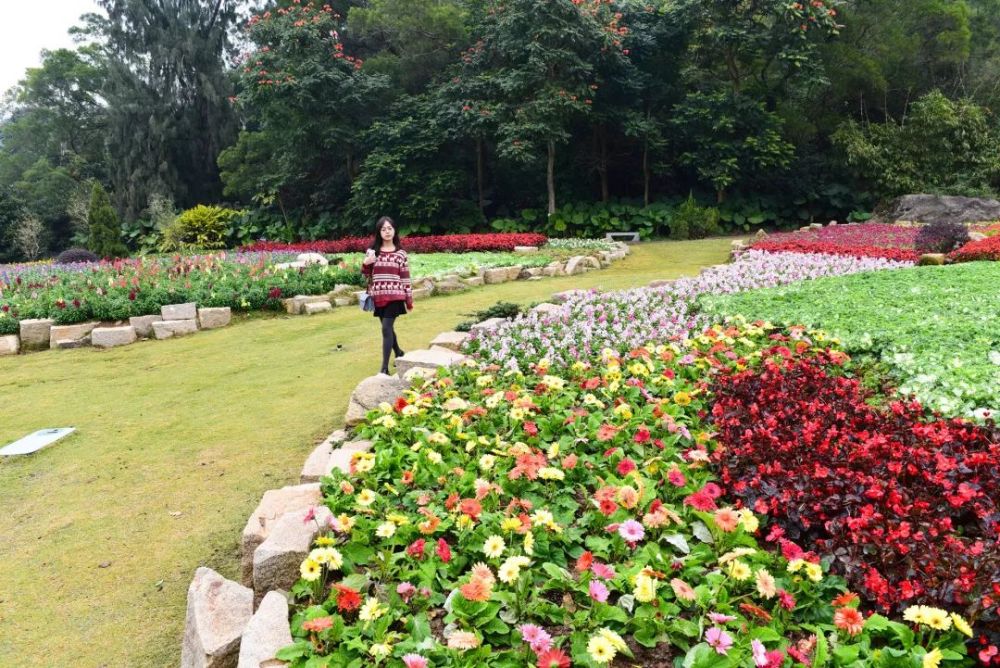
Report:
883,194,1000,224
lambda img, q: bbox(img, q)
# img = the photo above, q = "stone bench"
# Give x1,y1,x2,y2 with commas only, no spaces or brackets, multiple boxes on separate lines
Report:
604,231,640,244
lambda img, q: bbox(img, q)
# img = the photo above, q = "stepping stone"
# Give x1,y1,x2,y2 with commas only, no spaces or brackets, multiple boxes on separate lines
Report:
237,590,292,668
129,315,163,338
344,374,410,427
483,266,522,284
198,307,231,329
161,302,197,321
153,319,198,340
462,276,485,287
0,334,19,356
403,366,438,382
395,348,467,377
326,440,374,476
49,322,98,349
469,317,509,335
240,483,322,586
411,287,433,300
333,297,353,307
434,280,466,294
54,338,89,350
181,567,252,668
514,245,539,253
525,267,543,277
92,325,138,349
253,506,333,605
303,301,332,315
430,330,471,352
327,283,356,298
19,318,54,351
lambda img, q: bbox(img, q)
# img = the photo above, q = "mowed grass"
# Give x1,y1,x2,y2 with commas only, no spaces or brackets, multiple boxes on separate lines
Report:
0,237,734,667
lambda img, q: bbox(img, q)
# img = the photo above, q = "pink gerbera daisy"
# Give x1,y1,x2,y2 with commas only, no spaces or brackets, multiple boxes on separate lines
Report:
618,519,645,543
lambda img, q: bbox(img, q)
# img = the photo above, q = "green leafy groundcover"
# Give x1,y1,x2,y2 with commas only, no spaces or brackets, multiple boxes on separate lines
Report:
277,323,972,668
698,263,1000,420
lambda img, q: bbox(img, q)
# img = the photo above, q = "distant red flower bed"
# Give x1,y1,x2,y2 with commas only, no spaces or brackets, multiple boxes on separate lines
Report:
240,233,548,254
951,235,1000,262
752,223,921,261
711,348,1000,621
752,239,921,262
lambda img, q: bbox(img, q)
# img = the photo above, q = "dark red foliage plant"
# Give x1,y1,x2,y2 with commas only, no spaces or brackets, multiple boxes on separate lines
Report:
709,348,1000,630
750,239,920,262
241,233,548,255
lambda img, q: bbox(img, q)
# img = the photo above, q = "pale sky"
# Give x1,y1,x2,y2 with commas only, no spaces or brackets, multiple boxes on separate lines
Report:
0,0,100,94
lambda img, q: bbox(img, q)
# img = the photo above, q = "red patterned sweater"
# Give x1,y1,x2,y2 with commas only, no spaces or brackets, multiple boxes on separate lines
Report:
361,249,413,309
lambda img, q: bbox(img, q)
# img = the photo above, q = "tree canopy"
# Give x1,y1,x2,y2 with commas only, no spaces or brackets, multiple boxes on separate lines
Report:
2,0,1000,256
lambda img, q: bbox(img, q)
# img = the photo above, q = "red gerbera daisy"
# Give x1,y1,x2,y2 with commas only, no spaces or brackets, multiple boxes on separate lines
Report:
537,647,571,668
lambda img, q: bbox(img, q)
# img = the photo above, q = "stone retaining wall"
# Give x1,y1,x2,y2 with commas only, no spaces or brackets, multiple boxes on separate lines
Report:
1,304,232,358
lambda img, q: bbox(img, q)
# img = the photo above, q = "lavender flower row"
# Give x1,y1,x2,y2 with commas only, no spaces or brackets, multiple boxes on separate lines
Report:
466,250,913,371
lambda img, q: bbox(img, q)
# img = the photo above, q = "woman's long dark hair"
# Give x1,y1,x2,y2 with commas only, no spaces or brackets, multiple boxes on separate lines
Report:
369,216,401,252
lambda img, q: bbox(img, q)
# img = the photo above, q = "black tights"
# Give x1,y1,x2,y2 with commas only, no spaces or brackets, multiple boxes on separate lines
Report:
380,316,404,373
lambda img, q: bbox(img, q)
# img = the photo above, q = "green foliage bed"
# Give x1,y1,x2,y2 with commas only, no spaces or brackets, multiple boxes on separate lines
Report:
699,262,1000,418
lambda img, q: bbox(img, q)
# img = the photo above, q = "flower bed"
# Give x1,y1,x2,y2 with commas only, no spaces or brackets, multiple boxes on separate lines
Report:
0,252,362,334
699,262,1000,418
278,324,974,667
711,347,1000,636
241,233,549,255
466,250,911,371
951,235,1000,262
750,223,922,261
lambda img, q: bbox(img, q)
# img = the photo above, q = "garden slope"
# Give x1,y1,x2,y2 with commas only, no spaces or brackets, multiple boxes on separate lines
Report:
0,237,733,667
700,261,1000,417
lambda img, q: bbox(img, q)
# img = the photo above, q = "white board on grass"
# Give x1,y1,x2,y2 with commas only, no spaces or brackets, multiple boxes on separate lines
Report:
0,428,75,456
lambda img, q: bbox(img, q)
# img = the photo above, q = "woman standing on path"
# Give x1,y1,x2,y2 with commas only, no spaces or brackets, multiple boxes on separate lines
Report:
362,216,413,376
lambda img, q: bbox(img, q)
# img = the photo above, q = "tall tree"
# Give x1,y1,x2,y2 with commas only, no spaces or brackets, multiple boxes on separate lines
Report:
87,0,239,221
459,0,629,215
220,1,390,235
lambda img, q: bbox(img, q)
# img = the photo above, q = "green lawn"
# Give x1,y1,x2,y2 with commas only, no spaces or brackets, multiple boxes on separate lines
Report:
0,237,734,666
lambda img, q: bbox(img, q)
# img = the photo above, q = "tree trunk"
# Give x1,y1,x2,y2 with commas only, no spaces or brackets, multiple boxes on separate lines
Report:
476,137,485,213
643,140,650,207
716,188,725,204
599,125,609,203
346,150,354,185
547,140,556,215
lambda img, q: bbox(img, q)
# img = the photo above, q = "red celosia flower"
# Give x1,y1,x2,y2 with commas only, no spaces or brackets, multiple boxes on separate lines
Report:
778,589,796,611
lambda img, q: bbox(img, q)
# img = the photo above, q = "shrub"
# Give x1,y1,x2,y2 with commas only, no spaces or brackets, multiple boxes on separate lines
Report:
161,204,240,251
87,183,127,259
670,195,721,240
56,248,99,264
455,300,523,332
915,220,970,253
711,350,1000,618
